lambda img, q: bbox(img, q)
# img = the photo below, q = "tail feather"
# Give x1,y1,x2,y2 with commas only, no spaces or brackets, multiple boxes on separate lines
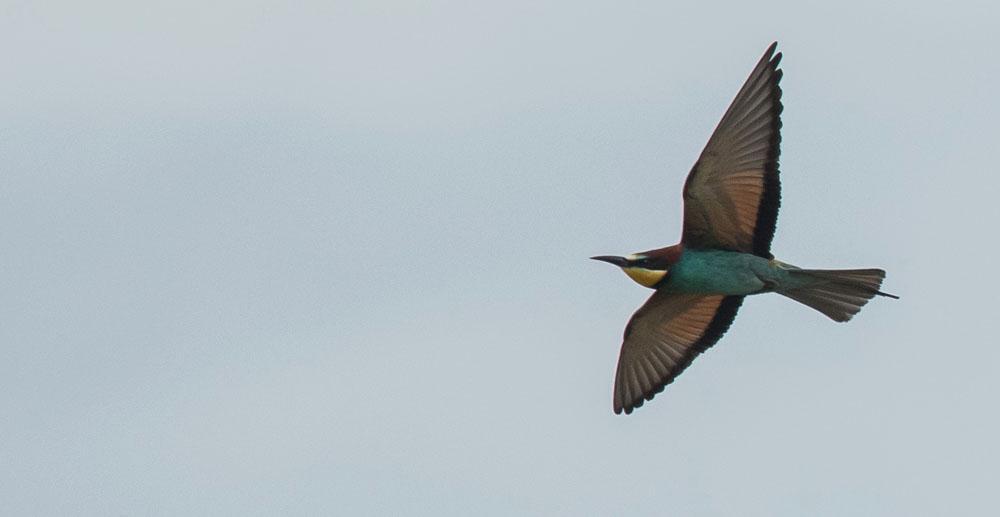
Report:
779,268,897,322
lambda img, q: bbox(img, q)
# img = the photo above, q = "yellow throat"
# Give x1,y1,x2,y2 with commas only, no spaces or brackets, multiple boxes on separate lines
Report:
622,267,667,288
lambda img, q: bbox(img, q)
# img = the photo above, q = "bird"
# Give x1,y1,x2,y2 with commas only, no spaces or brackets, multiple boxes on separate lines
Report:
591,42,897,415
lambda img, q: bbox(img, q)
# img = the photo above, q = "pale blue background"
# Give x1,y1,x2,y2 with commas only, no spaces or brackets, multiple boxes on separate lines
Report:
3,1,998,515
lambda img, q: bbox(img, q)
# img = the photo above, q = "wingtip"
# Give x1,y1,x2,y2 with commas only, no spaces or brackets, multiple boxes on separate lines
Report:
614,404,635,416
615,391,657,415
614,394,640,415
757,42,782,71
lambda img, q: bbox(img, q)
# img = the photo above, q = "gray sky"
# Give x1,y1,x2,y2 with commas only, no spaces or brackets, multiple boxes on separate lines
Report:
3,1,998,515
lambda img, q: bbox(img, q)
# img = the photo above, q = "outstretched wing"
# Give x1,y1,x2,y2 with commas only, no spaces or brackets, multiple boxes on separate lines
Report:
682,42,784,258
614,292,744,414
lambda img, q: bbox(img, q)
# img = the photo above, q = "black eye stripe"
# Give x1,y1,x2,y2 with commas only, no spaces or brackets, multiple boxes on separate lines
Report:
632,257,669,270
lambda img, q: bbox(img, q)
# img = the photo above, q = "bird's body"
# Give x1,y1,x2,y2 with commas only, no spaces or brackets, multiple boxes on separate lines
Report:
666,247,771,295
592,43,896,414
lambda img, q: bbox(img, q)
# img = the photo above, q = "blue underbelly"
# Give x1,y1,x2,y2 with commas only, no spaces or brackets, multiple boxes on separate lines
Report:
665,249,773,295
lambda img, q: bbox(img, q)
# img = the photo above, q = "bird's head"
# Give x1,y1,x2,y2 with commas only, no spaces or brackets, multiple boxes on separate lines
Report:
590,245,681,288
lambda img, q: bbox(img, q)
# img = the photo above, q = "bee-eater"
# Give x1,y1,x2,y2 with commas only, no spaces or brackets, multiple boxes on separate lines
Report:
592,42,897,415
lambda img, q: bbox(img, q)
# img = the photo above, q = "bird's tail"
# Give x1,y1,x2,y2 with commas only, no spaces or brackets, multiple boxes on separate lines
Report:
777,268,898,322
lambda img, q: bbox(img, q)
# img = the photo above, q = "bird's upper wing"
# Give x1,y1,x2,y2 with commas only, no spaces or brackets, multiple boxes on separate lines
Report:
682,42,784,258
614,291,744,414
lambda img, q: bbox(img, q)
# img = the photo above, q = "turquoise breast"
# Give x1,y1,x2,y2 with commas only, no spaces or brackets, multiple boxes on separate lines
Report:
666,249,770,295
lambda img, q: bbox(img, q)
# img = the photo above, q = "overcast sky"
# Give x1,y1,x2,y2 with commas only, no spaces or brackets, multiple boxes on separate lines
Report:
3,1,999,515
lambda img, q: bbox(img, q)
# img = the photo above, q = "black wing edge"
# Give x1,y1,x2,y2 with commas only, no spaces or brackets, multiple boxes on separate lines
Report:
617,295,746,415
751,43,784,259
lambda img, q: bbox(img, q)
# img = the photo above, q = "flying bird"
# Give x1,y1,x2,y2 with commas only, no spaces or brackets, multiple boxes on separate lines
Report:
592,42,897,415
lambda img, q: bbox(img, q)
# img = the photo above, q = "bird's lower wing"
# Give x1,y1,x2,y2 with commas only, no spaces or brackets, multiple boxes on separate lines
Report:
614,292,744,414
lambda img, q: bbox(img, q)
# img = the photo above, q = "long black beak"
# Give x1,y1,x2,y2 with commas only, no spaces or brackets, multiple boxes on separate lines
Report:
590,255,629,267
